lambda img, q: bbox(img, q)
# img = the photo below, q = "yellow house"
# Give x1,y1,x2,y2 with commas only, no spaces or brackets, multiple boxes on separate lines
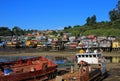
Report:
112,57,120,63
112,41,119,48
26,40,31,46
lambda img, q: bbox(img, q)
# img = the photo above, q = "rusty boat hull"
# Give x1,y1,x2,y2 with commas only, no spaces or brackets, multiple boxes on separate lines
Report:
0,56,57,81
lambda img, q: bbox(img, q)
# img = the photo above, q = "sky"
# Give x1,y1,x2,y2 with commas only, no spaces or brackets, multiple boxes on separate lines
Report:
0,0,118,30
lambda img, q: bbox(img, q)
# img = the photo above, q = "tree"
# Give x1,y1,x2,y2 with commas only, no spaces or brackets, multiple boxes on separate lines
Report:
64,26,72,30
12,26,24,36
86,17,91,25
68,26,72,29
109,0,120,21
109,9,118,21
60,32,63,37
116,0,120,18
0,27,12,36
91,15,96,24
86,15,96,25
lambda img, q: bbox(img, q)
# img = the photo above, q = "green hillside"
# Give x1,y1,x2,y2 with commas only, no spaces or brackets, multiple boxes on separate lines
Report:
63,1,120,36
63,20,120,36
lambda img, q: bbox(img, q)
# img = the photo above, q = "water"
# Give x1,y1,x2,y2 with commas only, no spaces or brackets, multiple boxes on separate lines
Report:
0,55,75,69
0,56,36,62
0,55,119,64
45,56,75,68
0,55,119,75
104,56,120,63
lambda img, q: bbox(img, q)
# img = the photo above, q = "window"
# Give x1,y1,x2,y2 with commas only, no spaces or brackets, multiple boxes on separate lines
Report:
82,55,85,57
93,55,96,57
86,55,88,57
89,55,92,57
78,55,81,57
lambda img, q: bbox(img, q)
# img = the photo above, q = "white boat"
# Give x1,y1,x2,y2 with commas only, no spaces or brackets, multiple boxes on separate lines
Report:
76,52,105,64
76,50,107,76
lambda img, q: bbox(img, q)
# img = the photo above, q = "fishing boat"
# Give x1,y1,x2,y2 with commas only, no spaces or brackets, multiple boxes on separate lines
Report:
76,51,104,64
57,50,107,81
75,49,107,74
0,56,57,81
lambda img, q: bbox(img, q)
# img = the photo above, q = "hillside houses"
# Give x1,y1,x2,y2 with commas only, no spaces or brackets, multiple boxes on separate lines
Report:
0,30,120,51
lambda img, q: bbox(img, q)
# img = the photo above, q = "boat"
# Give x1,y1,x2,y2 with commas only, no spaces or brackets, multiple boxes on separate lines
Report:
76,51,104,64
56,50,107,81
0,56,57,81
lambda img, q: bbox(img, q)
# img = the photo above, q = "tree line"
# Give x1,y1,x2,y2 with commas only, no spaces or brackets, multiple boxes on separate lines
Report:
0,26,38,36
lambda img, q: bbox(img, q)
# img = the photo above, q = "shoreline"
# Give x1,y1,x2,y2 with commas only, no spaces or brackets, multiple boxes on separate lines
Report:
0,50,120,81
0,51,120,57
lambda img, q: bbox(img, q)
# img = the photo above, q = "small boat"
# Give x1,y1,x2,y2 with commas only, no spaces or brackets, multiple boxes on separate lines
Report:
0,56,57,81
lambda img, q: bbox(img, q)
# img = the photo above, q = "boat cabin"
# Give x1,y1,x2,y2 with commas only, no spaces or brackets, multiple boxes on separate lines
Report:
76,52,102,64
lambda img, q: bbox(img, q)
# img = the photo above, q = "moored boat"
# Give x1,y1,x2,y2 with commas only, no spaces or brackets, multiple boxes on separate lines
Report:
56,50,107,81
76,51,104,64
0,56,57,81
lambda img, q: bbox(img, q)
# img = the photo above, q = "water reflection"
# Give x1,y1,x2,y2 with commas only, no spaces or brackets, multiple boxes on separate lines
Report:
45,55,75,68
0,55,75,69
0,56,36,62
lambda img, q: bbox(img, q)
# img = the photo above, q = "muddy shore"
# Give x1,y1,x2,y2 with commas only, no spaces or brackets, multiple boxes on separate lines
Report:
0,48,120,81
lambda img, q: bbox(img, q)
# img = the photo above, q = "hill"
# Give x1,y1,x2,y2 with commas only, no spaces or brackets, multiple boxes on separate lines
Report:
63,19,120,36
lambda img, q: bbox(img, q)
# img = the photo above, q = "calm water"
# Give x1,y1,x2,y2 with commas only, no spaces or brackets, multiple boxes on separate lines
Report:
0,56,37,62
0,55,75,68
